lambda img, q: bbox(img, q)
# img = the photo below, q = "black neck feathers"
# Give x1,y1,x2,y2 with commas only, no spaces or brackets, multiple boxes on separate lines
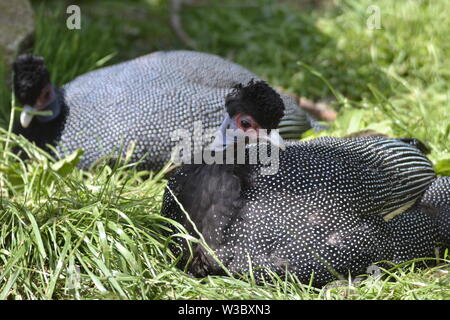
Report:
13,89,67,157
173,149,252,276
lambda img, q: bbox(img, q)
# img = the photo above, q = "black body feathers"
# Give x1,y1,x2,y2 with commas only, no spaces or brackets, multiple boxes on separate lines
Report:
167,158,250,277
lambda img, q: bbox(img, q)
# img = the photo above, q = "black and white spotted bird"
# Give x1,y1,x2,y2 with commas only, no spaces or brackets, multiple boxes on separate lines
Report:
12,51,313,170
161,80,448,286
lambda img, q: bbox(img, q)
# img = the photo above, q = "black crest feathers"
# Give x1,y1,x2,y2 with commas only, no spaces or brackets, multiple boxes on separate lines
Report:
13,54,50,106
225,79,285,130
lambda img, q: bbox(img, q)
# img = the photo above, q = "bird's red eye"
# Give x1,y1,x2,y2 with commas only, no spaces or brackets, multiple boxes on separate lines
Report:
240,119,252,129
235,114,260,132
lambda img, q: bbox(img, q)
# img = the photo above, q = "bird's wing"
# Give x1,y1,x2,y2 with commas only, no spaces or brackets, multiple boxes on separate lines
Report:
316,137,435,220
274,137,435,220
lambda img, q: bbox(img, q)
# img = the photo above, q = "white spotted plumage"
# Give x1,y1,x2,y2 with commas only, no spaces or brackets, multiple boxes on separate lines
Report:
162,137,448,286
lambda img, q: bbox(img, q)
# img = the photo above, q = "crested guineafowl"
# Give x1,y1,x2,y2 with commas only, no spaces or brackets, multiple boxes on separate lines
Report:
161,80,447,286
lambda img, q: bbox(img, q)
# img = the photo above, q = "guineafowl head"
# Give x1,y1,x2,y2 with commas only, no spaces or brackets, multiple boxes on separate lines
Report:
13,54,58,128
210,79,286,151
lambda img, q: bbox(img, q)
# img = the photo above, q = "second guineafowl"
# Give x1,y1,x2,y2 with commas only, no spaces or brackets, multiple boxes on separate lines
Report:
12,51,313,170
161,80,443,286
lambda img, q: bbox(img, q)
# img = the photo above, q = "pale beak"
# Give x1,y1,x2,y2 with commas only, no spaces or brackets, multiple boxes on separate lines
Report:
210,115,236,152
20,105,35,128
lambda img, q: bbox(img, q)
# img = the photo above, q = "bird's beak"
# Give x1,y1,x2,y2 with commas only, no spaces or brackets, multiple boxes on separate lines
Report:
20,105,35,128
210,115,235,151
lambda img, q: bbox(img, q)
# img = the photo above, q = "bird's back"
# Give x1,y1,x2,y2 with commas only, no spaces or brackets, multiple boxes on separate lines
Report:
245,137,435,217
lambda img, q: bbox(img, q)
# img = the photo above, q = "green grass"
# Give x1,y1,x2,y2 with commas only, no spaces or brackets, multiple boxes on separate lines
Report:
0,0,449,299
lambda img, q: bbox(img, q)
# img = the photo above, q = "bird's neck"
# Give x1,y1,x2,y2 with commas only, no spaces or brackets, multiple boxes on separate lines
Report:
178,149,251,244
177,158,250,276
